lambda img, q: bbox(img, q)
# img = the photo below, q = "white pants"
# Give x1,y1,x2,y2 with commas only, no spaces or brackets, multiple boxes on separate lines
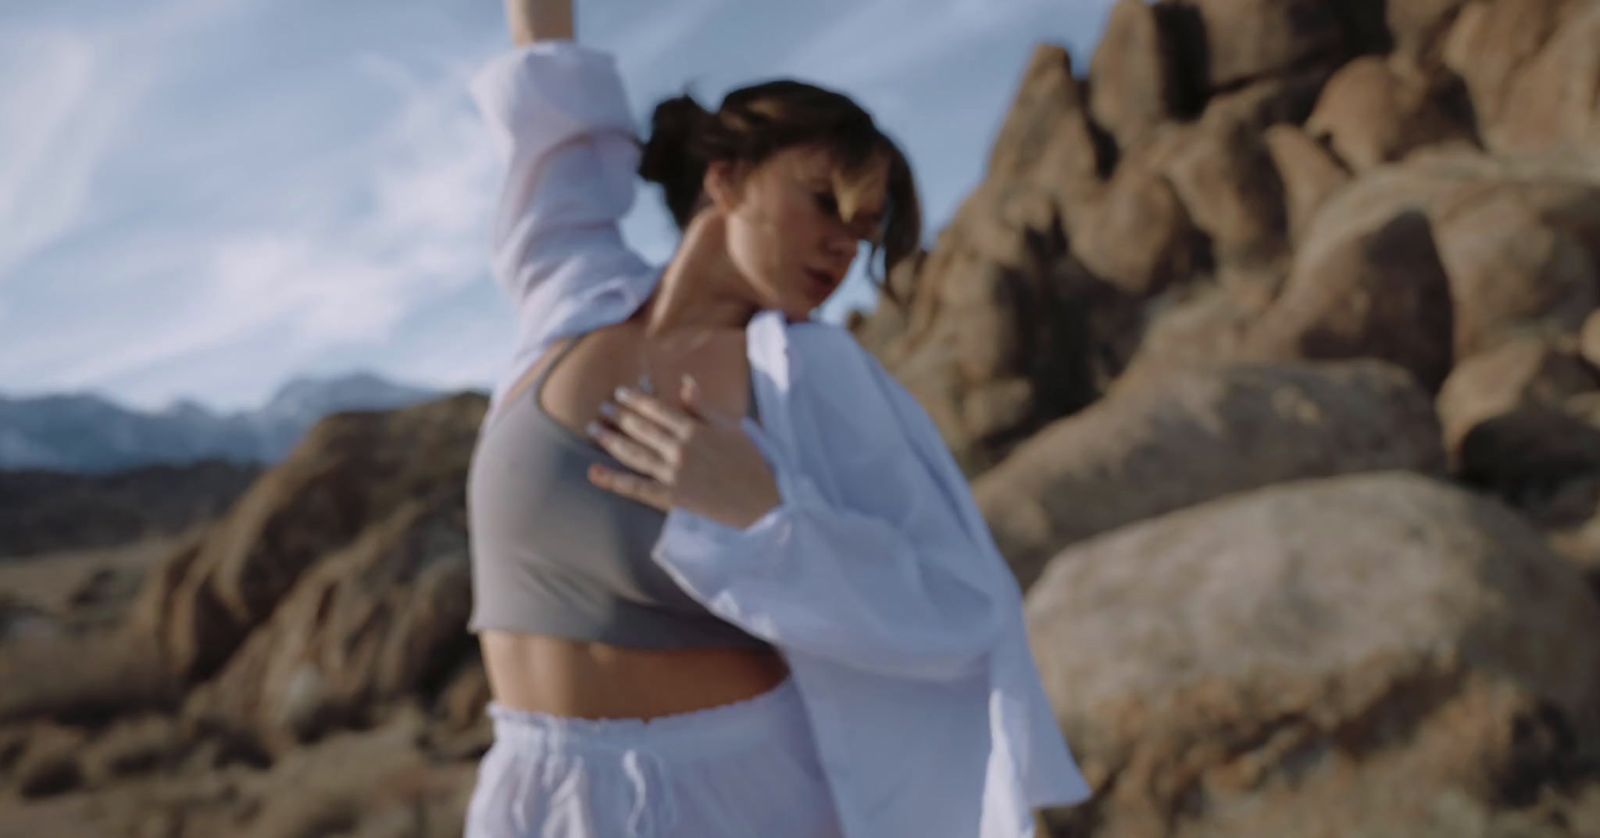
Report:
463,674,844,837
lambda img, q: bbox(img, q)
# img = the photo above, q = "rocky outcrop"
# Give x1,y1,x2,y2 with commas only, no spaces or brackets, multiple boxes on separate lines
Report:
1028,472,1600,837
0,394,486,836
857,45,1108,474
181,493,473,754
848,3,1600,828
127,394,484,683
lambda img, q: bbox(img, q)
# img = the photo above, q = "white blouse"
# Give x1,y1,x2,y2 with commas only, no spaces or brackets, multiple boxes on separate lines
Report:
468,40,1093,837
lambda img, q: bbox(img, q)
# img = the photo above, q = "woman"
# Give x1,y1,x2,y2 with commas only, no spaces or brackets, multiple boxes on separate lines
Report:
462,1,1091,836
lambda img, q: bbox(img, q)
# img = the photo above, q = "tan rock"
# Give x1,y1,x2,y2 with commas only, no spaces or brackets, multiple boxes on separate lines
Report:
76,715,186,787
1442,0,1570,148
1200,64,1334,131
0,629,171,725
1387,0,1475,59
181,495,471,752
857,113,1101,475
1262,124,1350,243
1305,55,1478,171
12,723,87,798
1118,282,1275,384
1162,109,1288,269
1496,2,1600,158
1436,334,1600,481
1090,0,1180,151
986,44,1102,195
1158,0,1350,92
1431,181,1600,358
1582,310,1600,372
1073,149,1203,296
128,394,485,683
977,360,1443,590
1280,150,1600,365
1027,471,1600,836
1247,208,1455,391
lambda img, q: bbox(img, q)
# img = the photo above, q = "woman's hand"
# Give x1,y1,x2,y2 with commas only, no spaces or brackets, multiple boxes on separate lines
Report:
586,375,781,529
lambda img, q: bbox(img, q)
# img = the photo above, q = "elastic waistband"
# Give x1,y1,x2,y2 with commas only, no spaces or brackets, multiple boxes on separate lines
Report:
486,674,803,757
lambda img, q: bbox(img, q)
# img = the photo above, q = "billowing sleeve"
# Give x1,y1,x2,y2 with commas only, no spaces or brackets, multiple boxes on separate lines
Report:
468,41,648,339
653,327,1016,681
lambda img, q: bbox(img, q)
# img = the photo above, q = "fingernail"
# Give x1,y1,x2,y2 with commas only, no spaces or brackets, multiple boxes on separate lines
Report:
585,421,603,437
598,401,618,419
614,386,631,401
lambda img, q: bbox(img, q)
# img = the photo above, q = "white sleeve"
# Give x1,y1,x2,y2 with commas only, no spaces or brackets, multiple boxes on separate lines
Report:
652,331,1013,681
468,41,648,334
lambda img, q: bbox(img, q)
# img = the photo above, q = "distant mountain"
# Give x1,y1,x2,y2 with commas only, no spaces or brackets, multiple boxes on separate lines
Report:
0,373,444,473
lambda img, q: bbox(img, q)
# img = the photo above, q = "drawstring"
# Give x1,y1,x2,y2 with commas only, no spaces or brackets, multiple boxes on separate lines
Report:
621,748,678,837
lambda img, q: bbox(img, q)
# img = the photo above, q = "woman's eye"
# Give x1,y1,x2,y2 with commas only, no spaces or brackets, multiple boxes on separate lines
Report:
813,192,838,214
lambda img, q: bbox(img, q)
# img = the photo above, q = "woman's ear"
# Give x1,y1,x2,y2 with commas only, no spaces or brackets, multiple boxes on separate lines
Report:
704,160,748,214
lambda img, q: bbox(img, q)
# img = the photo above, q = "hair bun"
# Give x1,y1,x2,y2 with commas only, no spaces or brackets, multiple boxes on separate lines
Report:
639,93,713,229
639,94,709,186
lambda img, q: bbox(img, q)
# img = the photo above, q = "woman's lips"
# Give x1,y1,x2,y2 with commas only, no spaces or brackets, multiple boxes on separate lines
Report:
806,268,837,296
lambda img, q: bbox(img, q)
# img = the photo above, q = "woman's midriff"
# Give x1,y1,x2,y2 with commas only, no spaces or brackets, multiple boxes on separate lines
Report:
479,630,791,720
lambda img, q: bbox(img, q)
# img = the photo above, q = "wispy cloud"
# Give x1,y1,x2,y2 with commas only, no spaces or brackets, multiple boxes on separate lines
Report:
0,0,1114,411
0,31,132,282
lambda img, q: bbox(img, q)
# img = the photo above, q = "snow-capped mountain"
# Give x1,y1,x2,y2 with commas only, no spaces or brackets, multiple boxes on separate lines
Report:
0,373,445,473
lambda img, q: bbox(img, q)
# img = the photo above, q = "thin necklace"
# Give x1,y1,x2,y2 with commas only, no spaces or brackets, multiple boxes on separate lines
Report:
637,326,717,397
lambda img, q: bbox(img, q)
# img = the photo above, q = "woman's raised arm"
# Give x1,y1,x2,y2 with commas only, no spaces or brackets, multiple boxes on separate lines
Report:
503,0,574,45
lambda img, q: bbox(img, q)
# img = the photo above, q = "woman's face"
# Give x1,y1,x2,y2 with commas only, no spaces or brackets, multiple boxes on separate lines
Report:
710,144,887,321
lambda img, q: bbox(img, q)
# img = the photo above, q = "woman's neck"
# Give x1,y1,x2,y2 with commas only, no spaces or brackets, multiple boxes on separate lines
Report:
637,214,758,339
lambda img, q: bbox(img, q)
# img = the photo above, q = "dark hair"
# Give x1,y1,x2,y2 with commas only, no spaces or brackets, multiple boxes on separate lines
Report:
637,80,921,301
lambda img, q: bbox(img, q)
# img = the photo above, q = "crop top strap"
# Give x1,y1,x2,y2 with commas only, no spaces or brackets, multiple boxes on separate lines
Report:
531,331,595,403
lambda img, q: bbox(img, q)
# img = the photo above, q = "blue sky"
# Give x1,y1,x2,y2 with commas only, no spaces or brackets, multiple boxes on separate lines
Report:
0,0,1114,411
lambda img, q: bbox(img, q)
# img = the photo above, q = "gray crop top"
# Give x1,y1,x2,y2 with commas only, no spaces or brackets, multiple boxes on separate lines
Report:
465,331,771,650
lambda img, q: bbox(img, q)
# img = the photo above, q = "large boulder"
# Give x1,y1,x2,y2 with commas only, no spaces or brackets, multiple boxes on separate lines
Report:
1027,471,1600,837
977,361,1444,590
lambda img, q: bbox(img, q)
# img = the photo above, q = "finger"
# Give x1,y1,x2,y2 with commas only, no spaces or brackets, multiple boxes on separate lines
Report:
587,420,670,480
678,374,739,430
613,386,695,440
607,403,683,464
587,464,672,512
